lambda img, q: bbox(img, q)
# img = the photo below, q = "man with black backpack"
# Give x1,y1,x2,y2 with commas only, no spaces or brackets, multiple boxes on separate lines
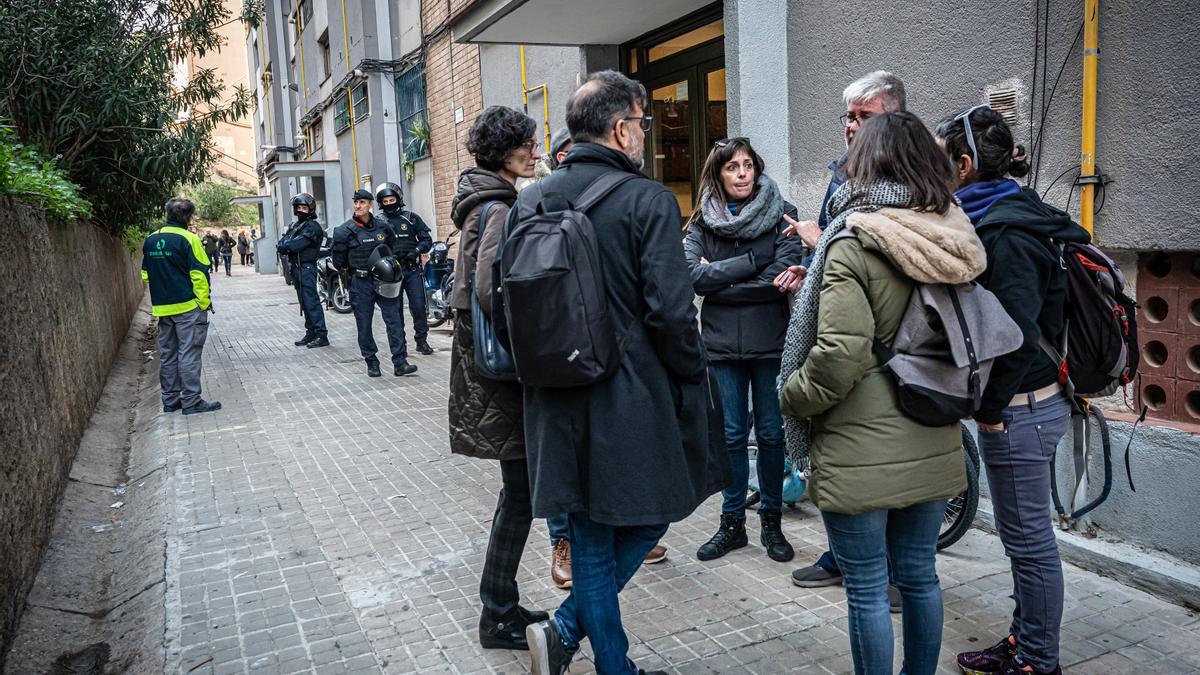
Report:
515,70,726,675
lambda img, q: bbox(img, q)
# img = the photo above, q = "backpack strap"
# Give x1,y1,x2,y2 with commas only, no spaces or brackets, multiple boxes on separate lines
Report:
946,285,982,407
470,201,500,291
574,172,637,212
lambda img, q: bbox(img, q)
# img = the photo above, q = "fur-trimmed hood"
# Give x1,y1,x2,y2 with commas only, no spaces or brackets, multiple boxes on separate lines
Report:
847,206,986,284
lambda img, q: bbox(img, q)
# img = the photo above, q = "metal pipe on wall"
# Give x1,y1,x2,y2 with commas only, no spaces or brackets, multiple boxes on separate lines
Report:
519,45,552,152
1079,0,1099,238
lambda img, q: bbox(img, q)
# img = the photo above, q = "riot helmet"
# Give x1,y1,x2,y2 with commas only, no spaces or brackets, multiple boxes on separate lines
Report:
291,193,317,219
367,245,402,283
374,182,404,216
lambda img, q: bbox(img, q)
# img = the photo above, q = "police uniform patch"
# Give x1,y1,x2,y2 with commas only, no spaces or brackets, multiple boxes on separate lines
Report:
376,234,385,241
401,224,408,231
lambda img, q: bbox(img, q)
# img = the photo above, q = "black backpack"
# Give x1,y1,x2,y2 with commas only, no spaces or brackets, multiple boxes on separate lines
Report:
496,172,634,388
1041,242,1139,398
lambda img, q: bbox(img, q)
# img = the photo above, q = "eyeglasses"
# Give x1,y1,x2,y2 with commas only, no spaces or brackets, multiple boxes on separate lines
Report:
622,115,654,132
520,138,541,153
954,104,992,172
839,111,875,128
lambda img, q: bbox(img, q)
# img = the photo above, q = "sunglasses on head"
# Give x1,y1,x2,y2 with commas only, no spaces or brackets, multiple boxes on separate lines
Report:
954,104,992,171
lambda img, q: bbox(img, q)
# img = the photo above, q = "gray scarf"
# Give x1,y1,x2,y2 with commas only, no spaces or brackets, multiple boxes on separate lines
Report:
698,174,784,240
777,180,913,472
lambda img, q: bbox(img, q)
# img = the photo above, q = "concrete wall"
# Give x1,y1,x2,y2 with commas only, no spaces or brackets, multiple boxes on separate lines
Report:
479,44,581,149
0,201,143,663
783,0,1200,251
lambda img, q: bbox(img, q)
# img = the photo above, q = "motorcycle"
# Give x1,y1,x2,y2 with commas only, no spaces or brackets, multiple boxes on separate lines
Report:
315,246,351,314
424,231,457,328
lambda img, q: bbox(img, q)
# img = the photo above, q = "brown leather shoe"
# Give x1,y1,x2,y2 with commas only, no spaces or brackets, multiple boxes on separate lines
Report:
551,540,572,589
643,544,668,565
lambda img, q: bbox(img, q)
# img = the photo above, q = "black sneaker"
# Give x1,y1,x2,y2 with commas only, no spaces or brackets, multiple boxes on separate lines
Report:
759,511,795,562
162,403,182,413
416,340,434,355
367,364,382,377
696,513,748,561
791,562,843,588
182,400,222,415
306,336,330,348
394,361,418,376
526,620,577,675
294,336,314,346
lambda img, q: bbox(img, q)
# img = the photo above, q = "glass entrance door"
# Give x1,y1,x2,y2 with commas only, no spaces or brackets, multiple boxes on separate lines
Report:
650,79,694,215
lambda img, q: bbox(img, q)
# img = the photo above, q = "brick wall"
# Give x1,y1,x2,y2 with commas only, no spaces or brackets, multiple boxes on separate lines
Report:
422,0,484,239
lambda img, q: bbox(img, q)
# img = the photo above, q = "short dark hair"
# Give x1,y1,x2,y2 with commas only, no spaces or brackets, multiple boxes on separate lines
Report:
843,112,956,214
466,106,536,172
165,197,195,224
566,70,648,144
934,107,1030,182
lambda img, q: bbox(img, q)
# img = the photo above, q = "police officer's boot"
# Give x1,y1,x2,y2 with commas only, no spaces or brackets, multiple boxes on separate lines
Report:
367,363,382,378
416,339,434,355
295,335,313,346
306,336,330,348
394,360,418,376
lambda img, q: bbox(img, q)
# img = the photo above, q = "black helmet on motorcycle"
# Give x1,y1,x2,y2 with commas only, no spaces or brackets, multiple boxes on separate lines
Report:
367,245,402,283
291,193,317,219
374,182,404,215
429,241,449,264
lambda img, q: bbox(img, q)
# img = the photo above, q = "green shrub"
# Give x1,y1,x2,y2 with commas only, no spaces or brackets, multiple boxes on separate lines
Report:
0,123,91,219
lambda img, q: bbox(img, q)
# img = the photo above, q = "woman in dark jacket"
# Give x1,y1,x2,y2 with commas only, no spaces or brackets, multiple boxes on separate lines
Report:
446,106,549,651
937,107,1090,675
217,230,234,276
683,137,805,563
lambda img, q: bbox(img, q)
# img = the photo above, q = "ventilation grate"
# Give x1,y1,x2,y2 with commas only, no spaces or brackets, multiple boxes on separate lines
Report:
988,88,1020,126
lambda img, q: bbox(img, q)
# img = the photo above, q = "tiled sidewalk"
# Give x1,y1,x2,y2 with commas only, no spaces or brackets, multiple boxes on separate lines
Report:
162,267,1200,674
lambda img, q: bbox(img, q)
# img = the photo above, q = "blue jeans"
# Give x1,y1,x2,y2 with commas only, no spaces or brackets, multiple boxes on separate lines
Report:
548,514,570,545
711,359,786,514
822,499,947,675
553,513,667,675
979,392,1071,672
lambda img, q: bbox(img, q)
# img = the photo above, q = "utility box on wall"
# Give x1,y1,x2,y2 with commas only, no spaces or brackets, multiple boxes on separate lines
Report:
1135,252,1200,423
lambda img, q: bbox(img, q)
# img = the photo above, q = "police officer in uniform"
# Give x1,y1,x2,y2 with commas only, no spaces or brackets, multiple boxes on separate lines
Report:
332,189,418,377
277,193,330,348
374,182,435,355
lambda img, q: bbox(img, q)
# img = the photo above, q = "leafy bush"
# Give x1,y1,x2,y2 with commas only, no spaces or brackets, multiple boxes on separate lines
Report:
186,181,259,230
0,123,91,219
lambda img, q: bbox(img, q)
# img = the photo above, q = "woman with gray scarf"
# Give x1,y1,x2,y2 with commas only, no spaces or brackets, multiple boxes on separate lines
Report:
683,137,806,563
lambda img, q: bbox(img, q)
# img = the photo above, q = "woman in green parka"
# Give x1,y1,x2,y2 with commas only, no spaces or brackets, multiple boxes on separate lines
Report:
778,112,984,675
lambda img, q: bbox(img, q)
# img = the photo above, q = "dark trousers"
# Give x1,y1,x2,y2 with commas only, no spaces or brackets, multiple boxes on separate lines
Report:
480,459,533,620
157,308,209,409
711,359,787,514
297,262,327,340
554,513,668,674
207,254,218,273
349,275,407,367
980,393,1071,672
401,267,428,343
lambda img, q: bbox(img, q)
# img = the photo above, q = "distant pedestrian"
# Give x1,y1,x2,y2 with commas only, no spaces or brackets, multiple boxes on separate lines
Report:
522,70,726,675
778,112,980,675
202,231,219,274
217,230,234,276
939,106,1089,675
447,105,550,651
236,230,249,265
684,137,804,565
141,198,221,415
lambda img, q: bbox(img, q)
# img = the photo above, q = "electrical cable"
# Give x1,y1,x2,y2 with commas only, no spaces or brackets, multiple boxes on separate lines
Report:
1031,22,1083,190
1040,163,1081,202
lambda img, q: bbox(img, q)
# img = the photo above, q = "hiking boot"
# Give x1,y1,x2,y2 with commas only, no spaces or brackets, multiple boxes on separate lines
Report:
957,635,1017,674
527,620,577,675
551,540,572,589
888,585,902,613
182,400,222,415
479,605,545,651
162,402,181,413
394,361,418,376
367,364,382,377
294,335,313,346
696,513,748,561
759,511,795,562
416,340,434,355
643,544,668,564
306,336,329,348
791,562,843,588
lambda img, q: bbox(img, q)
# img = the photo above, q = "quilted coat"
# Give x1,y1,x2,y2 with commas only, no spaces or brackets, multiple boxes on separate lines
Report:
447,169,524,461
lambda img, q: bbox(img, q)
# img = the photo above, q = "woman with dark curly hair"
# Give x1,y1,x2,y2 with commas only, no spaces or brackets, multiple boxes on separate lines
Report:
446,105,549,651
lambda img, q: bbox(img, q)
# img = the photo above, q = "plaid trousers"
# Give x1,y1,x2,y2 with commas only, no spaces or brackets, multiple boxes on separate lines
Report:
480,458,534,619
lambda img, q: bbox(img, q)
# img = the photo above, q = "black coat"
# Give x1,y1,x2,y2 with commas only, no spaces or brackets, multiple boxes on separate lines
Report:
684,201,803,361
974,187,1091,424
521,143,727,527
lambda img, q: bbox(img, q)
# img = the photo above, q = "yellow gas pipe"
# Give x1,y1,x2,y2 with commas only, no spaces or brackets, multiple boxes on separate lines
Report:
1079,0,1099,238
519,45,552,152
339,0,361,187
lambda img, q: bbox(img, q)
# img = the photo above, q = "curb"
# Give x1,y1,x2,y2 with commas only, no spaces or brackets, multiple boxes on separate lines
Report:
974,499,1200,611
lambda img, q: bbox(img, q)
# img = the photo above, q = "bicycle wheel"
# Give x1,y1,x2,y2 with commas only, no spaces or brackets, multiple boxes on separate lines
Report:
937,426,981,550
